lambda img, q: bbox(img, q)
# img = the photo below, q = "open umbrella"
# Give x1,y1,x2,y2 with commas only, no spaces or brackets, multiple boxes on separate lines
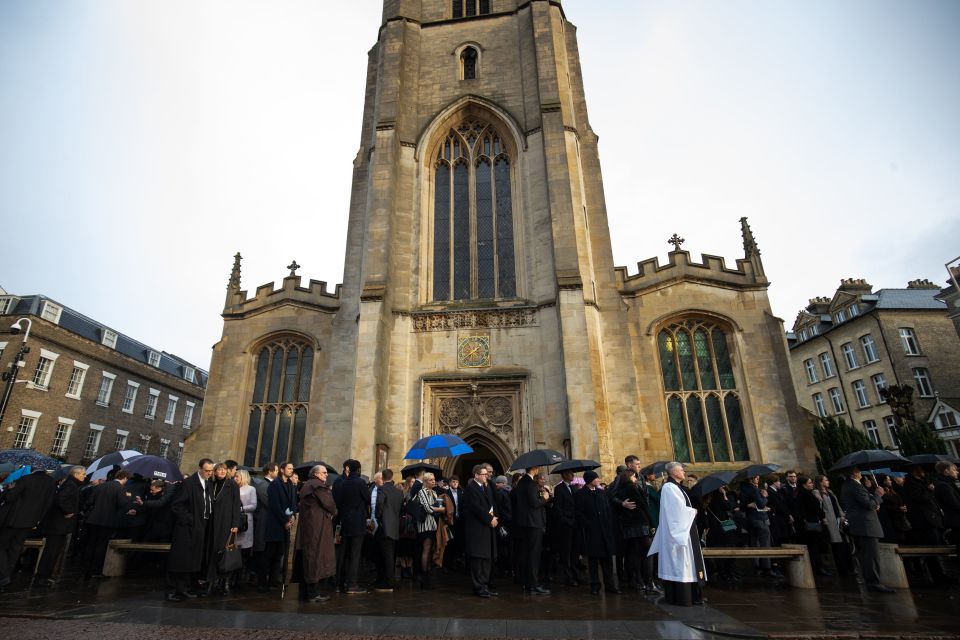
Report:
689,471,737,498
508,449,565,472
90,466,118,482
0,448,63,471
551,459,601,474
2,465,33,485
86,450,142,476
0,462,16,476
294,461,338,478
732,463,781,483
640,461,671,477
401,462,443,479
907,453,960,467
828,449,910,474
404,434,473,460
122,455,184,482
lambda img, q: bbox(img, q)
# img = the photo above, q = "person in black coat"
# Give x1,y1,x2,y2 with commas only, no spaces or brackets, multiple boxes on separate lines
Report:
934,462,960,554
462,464,498,597
143,480,176,543
0,467,57,589
550,470,581,586
903,466,953,584
614,470,655,592
203,463,242,593
117,475,150,541
492,475,512,577
373,468,403,590
797,477,828,576
514,465,551,594
740,475,779,578
167,459,214,601
260,462,297,591
575,471,619,595
331,459,370,594
82,469,139,579
702,486,738,583
35,466,85,585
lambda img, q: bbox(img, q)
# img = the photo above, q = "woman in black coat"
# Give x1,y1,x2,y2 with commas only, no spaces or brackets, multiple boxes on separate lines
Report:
206,463,242,593
574,471,620,595
703,486,739,582
797,476,828,576
614,470,656,593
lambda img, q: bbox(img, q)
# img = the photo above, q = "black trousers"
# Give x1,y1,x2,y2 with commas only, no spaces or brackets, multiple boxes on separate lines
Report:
518,526,544,589
82,524,116,577
470,555,492,592
257,540,286,585
852,534,881,586
588,555,617,590
375,536,396,586
0,527,31,582
554,525,580,583
36,533,70,580
341,534,364,587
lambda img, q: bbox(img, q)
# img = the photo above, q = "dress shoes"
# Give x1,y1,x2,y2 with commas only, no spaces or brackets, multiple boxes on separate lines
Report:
527,585,551,595
485,588,498,596
866,584,896,593
309,593,331,602
475,589,491,598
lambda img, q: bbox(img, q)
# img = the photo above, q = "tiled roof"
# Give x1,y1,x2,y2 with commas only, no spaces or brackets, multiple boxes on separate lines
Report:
874,288,947,311
1,293,207,389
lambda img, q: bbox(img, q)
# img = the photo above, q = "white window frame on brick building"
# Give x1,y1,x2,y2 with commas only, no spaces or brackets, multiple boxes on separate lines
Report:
164,395,179,425
30,349,59,390
834,309,846,324
96,371,117,406
884,415,900,448
860,335,879,363
871,373,887,400
183,366,195,383
912,368,934,397
828,387,845,414
0,296,17,315
139,433,151,453
899,327,921,355
113,429,129,452
145,388,160,419
65,360,89,399
158,438,170,459
148,350,161,368
183,401,195,430
804,359,818,384
13,409,41,448
852,380,869,408
841,343,859,370
819,352,835,378
122,381,140,414
83,424,105,460
176,442,184,465
813,393,827,418
101,328,118,349
863,420,881,446
40,301,62,324
51,418,74,457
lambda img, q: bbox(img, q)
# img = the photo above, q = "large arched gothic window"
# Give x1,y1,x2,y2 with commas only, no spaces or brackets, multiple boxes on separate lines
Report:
243,337,313,466
433,121,515,301
657,319,750,463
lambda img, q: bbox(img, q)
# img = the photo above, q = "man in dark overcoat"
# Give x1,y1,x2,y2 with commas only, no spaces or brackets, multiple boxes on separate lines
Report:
373,468,403,590
463,463,499,597
551,470,580,586
513,465,550,594
934,462,960,558
251,463,276,586
261,461,297,590
840,468,894,593
0,467,57,589
82,469,138,579
574,471,619,595
166,459,214,601
332,459,370,594
298,465,337,601
36,466,86,585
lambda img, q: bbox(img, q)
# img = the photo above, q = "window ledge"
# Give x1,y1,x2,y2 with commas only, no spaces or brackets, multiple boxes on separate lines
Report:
65,393,81,400
144,415,155,421
27,383,48,392
95,401,109,408
122,408,134,414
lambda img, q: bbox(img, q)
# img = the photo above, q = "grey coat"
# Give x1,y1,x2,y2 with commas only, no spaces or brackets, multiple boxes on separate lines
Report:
375,483,403,541
840,478,883,539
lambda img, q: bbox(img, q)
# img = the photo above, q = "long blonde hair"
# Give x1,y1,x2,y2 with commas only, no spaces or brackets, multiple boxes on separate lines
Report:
235,469,251,488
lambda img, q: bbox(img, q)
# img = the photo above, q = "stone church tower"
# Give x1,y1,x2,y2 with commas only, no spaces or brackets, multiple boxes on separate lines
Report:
186,0,814,477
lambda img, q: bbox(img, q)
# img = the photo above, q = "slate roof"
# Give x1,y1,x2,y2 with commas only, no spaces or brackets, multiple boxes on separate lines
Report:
1,293,207,389
874,288,947,310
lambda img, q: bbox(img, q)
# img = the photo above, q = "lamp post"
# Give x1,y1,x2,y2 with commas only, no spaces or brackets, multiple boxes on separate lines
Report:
0,318,33,430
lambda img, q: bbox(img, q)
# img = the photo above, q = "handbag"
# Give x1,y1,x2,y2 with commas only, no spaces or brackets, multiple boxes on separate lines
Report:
237,511,249,533
218,532,243,573
711,511,738,533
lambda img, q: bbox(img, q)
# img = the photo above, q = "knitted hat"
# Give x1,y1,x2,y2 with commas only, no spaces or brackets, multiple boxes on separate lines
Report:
583,470,599,485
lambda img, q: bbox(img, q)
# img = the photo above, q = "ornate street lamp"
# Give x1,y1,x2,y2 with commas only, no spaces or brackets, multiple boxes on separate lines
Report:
0,318,33,430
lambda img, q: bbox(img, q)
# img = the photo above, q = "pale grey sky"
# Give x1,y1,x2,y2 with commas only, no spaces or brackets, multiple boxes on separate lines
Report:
1,1,957,368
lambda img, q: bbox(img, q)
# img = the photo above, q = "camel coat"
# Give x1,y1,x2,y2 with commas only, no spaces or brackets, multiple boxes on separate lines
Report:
298,478,338,584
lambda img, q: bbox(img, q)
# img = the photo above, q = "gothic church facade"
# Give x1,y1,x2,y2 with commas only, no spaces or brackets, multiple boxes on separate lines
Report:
186,0,814,477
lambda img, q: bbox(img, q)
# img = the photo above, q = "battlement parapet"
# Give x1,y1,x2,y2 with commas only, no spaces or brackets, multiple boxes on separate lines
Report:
224,276,342,318
615,250,767,295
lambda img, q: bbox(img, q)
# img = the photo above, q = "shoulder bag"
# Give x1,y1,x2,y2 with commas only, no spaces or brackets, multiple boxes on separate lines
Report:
218,531,243,573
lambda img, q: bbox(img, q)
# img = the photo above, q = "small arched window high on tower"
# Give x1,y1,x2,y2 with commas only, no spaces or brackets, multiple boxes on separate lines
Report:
453,0,490,18
461,47,478,80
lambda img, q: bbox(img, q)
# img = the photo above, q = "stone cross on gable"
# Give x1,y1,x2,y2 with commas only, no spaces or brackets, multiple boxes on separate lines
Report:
287,260,301,277
668,234,685,252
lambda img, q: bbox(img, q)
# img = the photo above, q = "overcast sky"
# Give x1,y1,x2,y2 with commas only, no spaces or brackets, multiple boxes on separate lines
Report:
1,1,958,369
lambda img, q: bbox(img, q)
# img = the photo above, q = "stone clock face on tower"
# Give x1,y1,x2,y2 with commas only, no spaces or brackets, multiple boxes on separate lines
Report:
457,336,490,368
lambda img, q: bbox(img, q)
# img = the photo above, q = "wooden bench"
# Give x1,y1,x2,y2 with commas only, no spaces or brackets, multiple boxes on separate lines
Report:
877,544,957,589
703,544,815,588
20,538,46,579
103,539,171,577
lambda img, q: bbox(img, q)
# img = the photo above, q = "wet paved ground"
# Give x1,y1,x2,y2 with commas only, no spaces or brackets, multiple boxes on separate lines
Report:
1,556,959,639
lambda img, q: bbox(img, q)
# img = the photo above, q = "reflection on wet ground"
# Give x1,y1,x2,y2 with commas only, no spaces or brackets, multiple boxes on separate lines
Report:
1,557,958,639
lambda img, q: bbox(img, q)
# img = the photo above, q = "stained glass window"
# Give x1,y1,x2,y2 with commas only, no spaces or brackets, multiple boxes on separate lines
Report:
432,121,516,301
658,319,750,463
244,338,314,467
461,47,477,80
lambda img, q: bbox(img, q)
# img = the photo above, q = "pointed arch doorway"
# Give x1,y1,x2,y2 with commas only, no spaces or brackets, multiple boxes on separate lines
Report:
448,440,504,481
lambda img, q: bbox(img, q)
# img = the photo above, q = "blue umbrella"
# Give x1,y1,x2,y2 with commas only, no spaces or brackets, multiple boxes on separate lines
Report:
0,448,62,471
2,465,33,485
122,455,184,482
404,434,473,460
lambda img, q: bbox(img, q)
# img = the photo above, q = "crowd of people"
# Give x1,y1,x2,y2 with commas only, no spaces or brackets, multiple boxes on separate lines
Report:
1,453,958,605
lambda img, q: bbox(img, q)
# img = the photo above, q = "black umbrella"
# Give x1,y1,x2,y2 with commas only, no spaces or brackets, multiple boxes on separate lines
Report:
508,449,565,472
294,461,338,478
640,461,671,477
122,455,184,482
828,449,911,474
732,463,781,483
689,471,737,498
401,462,443,479
551,459,601,474
907,453,960,467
